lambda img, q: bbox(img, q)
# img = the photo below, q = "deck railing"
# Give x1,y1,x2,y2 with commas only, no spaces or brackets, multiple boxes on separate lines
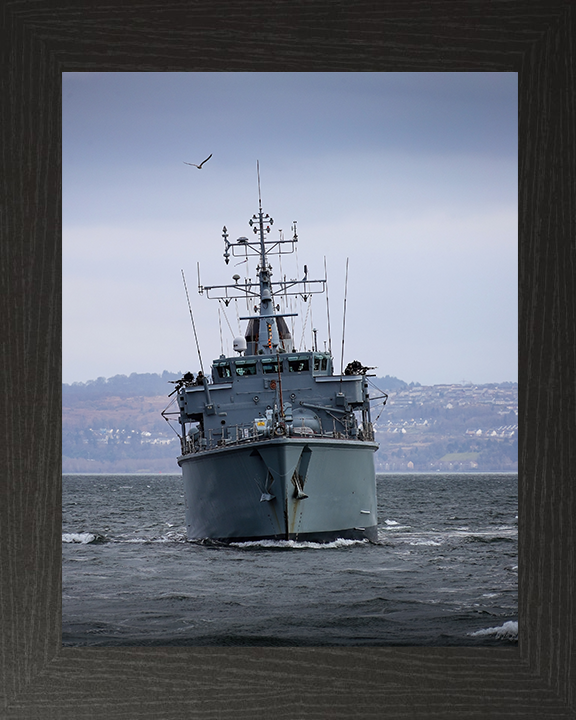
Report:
180,421,374,455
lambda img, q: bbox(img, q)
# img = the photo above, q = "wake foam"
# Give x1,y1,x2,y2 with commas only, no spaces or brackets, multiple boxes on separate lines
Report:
382,519,411,531
230,538,368,550
469,620,518,640
112,532,188,544
62,532,106,544
152,531,188,543
64,530,188,545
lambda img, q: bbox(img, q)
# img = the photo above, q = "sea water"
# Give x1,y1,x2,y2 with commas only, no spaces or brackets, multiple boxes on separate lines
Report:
62,473,517,646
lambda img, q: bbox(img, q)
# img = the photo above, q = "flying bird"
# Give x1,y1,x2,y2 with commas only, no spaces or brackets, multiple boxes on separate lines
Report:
184,153,212,169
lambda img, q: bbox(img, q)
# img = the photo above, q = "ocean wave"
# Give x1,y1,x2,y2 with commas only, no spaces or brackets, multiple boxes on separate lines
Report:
153,531,188,543
459,533,516,544
62,532,107,544
118,532,188,544
63,531,189,545
469,620,518,640
382,521,411,531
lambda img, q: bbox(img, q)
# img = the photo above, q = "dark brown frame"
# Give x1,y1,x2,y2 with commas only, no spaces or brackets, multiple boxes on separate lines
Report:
1,1,575,717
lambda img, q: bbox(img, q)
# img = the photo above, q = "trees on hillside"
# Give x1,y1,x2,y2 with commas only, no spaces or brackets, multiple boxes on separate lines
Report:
63,371,183,399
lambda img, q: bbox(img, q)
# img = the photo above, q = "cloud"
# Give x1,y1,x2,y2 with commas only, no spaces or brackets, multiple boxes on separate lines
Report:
63,72,517,385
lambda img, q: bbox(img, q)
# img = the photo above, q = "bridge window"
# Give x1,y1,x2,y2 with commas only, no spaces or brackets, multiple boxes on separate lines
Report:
262,358,283,374
313,354,328,372
215,363,231,378
288,355,310,373
235,360,257,376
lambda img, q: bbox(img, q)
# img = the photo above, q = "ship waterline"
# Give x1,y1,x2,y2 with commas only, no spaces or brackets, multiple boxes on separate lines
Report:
179,436,379,542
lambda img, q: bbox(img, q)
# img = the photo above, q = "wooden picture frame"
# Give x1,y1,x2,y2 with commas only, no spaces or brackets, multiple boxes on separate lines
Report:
1,1,574,717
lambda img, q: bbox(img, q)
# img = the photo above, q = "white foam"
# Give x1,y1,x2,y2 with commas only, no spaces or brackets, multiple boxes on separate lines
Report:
470,620,518,640
153,531,187,543
451,529,517,541
62,532,97,544
383,519,411,531
230,538,368,550
408,539,443,546
64,532,189,545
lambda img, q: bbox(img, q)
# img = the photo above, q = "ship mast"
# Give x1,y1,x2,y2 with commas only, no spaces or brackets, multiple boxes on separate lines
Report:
254,161,280,355
197,164,326,355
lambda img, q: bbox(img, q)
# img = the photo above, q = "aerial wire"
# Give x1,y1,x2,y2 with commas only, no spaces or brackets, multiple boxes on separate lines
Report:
181,269,204,374
234,298,242,335
218,305,224,355
339,258,349,382
218,298,236,338
324,256,332,356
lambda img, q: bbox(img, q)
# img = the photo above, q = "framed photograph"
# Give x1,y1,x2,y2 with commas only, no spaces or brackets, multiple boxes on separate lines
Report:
2,2,574,717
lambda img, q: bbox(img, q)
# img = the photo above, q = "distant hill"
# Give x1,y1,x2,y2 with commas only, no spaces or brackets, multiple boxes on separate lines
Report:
372,382,517,473
63,371,183,400
62,372,517,474
63,371,411,400
369,375,410,392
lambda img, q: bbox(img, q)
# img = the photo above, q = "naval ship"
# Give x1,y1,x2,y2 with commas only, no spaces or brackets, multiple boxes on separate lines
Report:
164,190,386,543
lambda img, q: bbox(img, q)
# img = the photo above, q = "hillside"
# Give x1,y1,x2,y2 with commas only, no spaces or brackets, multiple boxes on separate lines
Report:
62,372,517,473
62,372,181,472
369,381,518,472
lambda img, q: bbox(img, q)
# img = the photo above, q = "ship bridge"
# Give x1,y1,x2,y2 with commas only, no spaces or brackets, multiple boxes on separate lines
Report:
174,349,382,455
212,351,332,382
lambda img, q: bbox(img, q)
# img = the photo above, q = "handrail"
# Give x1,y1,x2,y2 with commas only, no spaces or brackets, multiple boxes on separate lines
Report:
181,421,375,456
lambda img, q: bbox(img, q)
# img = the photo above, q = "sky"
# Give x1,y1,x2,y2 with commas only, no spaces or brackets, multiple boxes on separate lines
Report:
62,72,517,386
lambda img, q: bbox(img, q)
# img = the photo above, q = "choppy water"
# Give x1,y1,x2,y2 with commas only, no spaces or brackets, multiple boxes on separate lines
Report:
62,473,517,646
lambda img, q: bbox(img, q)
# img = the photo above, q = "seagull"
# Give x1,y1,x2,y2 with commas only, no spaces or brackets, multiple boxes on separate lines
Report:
183,153,212,169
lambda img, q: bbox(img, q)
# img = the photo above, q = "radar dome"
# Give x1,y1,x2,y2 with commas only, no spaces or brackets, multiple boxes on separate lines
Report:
233,337,247,354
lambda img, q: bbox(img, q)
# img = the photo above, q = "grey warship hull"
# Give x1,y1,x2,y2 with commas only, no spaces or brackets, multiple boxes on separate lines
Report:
179,436,378,542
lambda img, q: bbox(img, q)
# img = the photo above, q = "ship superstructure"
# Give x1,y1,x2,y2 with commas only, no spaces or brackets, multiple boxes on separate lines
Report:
164,186,385,542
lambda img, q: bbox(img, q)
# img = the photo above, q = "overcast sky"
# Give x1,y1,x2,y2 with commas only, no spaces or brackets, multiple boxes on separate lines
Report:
63,72,517,386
